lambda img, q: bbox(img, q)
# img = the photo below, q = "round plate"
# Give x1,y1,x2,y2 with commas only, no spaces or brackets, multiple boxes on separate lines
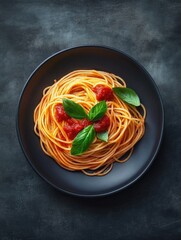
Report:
16,46,164,197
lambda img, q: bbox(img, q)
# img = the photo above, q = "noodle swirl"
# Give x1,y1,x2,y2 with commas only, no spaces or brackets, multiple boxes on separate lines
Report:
34,70,146,176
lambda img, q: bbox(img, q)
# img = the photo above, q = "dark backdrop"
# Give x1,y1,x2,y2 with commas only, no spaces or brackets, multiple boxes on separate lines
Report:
0,1,181,239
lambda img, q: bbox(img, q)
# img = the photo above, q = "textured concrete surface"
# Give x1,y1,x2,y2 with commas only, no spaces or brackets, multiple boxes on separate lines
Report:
0,0,181,239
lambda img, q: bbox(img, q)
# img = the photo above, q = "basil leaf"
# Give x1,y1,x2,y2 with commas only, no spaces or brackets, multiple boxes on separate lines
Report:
88,101,107,122
113,87,140,106
97,131,108,142
71,125,96,155
62,98,88,119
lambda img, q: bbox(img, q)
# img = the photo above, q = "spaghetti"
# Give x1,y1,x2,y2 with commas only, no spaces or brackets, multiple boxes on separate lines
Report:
34,70,146,176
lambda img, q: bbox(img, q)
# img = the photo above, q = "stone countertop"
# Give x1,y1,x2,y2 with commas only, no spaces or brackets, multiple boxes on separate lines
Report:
1,1,181,239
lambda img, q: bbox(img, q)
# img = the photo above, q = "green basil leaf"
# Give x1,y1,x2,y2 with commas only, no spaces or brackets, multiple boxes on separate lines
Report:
88,100,107,122
62,98,88,119
71,125,96,155
113,87,140,106
97,131,108,142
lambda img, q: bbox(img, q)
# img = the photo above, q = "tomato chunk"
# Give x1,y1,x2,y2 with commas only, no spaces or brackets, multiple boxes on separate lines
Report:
55,104,70,122
63,118,91,140
92,84,113,101
93,115,110,133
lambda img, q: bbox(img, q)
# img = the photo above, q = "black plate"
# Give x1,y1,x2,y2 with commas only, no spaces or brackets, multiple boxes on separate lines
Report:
16,46,164,197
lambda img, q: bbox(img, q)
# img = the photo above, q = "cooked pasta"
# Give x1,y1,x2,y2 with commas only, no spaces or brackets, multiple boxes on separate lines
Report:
34,70,146,176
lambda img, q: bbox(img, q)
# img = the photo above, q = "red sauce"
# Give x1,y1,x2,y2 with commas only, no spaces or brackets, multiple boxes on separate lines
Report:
94,115,110,133
55,102,110,139
63,118,91,140
55,104,70,122
92,84,113,101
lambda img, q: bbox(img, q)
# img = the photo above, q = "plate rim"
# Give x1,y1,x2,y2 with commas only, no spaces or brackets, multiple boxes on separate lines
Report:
16,45,164,197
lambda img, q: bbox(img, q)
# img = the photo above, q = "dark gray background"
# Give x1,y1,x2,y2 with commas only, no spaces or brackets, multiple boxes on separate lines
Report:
0,0,181,239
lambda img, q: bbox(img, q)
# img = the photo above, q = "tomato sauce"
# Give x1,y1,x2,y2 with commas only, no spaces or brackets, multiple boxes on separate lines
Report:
63,118,91,140
55,103,110,140
92,84,113,101
93,115,110,133
55,104,70,122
